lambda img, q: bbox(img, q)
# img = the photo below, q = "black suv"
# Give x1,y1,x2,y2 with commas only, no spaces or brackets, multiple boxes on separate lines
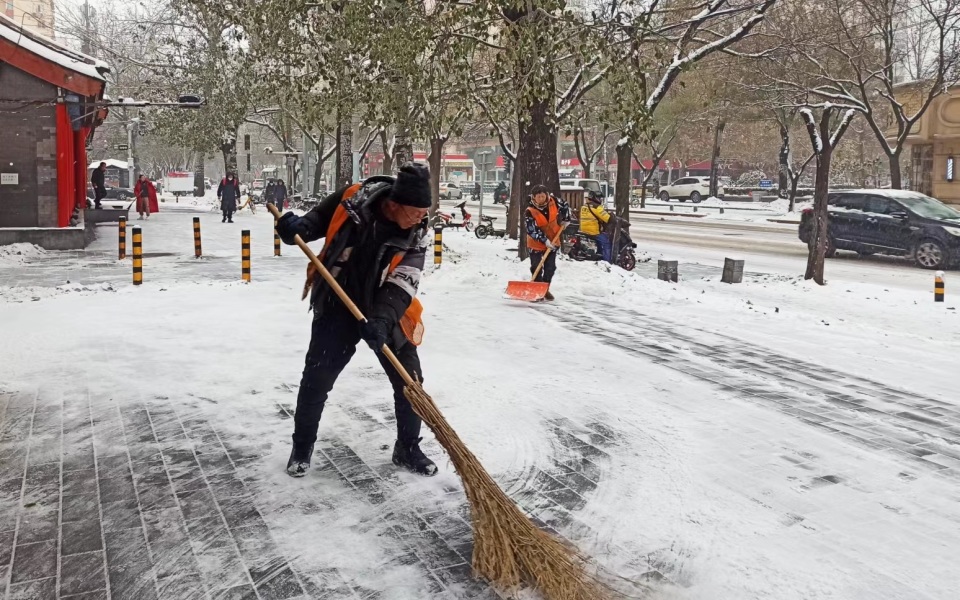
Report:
798,190,960,269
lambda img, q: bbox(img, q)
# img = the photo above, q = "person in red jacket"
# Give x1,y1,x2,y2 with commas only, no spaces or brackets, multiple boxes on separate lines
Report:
133,175,158,220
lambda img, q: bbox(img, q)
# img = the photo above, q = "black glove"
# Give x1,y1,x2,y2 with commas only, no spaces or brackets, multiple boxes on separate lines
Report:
275,212,306,245
359,318,391,351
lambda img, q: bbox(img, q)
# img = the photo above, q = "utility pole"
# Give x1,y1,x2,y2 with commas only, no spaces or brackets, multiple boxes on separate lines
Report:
81,1,93,55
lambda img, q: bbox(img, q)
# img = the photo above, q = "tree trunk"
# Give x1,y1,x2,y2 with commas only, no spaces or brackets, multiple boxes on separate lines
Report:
615,141,632,223
336,116,353,187
507,155,522,240
889,152,902,189
778,122,790,199
805,143,833,285
220,136,238,175
515,98,560,260
708,120,725,197
379,130,393,175
788,173,800,212
640,169,648,210
428,136,444,218
394,128,413,167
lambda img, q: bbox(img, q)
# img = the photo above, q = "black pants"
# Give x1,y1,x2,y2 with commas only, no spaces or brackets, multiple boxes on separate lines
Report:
94,187,106,208
222,210,234,221
292,305,423,447
528,249,557,284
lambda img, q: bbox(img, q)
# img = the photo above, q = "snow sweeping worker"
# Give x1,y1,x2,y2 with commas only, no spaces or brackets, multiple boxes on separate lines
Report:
274,163,437,478
579,191,612,262
525,184,571,301
133,174,157,220
218,172,242,223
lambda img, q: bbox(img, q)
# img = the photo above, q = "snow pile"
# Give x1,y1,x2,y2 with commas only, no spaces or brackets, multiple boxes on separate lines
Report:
0,243,45,265
0,281,116,303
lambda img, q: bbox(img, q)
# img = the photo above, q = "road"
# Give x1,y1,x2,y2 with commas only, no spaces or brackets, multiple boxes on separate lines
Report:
441,197,937,291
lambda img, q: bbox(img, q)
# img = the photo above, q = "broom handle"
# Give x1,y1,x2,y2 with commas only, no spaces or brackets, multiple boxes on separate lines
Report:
530,227,565,282
267,204,416,387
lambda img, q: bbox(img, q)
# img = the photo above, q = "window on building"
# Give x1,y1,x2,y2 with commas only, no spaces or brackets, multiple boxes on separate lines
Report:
910,144,933,196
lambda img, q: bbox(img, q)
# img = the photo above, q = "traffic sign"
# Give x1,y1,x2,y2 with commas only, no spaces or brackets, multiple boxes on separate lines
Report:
116,144,129,151
759,179,772,188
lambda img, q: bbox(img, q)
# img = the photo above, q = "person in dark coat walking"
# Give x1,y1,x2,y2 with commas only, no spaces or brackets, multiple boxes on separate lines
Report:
264,179,276,209
91,162,107,209
274,163,437,478
275,180,288,210
218,173,242,223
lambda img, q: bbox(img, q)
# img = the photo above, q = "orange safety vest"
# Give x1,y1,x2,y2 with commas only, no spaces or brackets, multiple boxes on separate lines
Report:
526,198,562,252
303,183,425,346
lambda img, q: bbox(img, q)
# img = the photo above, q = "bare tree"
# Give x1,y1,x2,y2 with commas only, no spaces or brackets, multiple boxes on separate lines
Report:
800,106,857,284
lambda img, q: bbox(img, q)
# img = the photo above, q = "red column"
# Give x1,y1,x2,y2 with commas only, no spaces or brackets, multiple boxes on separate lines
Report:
55,104,75,227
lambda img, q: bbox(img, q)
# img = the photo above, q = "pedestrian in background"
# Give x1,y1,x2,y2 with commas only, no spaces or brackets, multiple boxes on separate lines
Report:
91,162,107,209
133,174,157,220
218,172,242,223
276,180,288,210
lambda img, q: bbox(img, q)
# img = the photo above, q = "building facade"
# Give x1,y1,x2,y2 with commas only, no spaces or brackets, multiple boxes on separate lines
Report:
3,0,55,37
0,14,109,247
893,83,960,205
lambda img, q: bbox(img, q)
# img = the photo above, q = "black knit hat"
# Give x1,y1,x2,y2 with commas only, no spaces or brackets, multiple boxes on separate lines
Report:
391,162,432,208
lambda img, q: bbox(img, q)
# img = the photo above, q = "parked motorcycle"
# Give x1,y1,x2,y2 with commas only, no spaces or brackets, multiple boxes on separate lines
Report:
434,201,474,231
474,214,506,239
567,218,637,271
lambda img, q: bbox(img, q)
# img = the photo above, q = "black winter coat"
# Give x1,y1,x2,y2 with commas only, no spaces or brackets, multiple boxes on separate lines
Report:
298,181,427,332
91,168,105,190
218,178,241,211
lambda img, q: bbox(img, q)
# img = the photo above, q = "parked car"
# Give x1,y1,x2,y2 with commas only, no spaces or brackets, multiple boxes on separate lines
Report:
798,189,960,269
439,182,463,200
658,177,723,203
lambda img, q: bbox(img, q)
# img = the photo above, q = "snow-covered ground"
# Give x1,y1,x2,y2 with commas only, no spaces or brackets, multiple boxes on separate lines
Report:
1,207,959,599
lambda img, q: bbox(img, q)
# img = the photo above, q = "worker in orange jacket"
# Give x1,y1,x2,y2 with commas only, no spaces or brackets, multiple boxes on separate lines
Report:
524,184,571,301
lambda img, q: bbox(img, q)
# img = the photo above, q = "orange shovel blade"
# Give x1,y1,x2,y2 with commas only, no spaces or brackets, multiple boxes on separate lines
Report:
504,280,550,302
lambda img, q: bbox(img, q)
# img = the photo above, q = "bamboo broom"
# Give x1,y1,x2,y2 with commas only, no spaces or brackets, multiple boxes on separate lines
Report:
268,204,609,599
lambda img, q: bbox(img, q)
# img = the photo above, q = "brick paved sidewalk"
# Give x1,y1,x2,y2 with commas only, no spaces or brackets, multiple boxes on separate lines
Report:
0,384,648,600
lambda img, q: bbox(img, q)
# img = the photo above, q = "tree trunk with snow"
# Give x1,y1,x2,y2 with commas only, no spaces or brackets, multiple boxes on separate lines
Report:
428,136,444,218
336,118,353,188
507,155,522,241
802,107,854,285
220,135,238,175
708,120,725,198
778,122,790,199
889,151,903,190
379,130,394,175
394,129,413,168
615,141,632,223
805,143,832,284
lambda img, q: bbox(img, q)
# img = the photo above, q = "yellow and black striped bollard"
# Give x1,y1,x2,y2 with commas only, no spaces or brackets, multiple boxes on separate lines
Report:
273,220,281,257
132,227,143,285
118,216,126,260
935,271,945,302
434,225,442,267
242,230,251,282
193,217,202,258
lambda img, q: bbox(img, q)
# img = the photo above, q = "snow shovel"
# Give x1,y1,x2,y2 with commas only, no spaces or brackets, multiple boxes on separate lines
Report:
267,204,608,600
504,228,564,302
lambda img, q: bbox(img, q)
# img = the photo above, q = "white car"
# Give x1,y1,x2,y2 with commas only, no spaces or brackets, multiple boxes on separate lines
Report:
659,177,723,203
439,182,463,200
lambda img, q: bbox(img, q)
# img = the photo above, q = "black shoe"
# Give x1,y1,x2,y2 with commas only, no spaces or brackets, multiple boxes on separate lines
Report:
544,290,555,301
222,217,226,223
392,438,438,476
286,442,314,477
